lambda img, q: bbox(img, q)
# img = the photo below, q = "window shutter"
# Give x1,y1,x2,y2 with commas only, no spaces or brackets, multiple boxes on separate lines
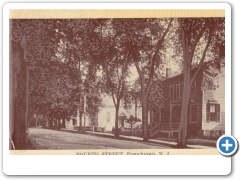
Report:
206,103,210,122
216,104,220,122
173,86,175,99
176,85,179,100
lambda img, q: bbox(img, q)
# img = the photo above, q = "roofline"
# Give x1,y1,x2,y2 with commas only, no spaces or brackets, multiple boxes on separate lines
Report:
163,60,224,81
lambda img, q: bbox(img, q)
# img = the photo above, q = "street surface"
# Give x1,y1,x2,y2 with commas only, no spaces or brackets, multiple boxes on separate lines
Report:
28,128,172,149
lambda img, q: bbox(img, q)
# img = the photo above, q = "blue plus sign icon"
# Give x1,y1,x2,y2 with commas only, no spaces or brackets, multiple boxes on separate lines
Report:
217,135,238,156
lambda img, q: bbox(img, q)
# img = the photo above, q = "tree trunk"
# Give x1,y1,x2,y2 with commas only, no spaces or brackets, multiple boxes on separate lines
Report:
35,114,38,128
177,31,191,148
83,94,86,132
142,96,148,141
114,102,120,138
49,115,53,129
62,117,66,128
25,67,29,141
12,38,28,149
58,119,61,129
79,112,82,132
178,84,190,147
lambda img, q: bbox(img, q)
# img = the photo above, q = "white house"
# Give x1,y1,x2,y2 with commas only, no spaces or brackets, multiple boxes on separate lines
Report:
97,95,142,132
202,66,225,137
65,94,142,132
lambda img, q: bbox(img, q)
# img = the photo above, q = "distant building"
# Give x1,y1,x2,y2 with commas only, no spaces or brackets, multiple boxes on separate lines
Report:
65,111,92,130
97,95,142,132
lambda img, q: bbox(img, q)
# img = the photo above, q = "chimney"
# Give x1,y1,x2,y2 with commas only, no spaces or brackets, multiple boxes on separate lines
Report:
166,68,172,78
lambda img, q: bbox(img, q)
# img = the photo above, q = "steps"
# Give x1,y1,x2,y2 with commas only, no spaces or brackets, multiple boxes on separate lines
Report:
149,123,180,138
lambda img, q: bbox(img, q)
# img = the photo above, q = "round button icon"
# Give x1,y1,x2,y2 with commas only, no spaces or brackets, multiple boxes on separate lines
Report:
217,135,238,156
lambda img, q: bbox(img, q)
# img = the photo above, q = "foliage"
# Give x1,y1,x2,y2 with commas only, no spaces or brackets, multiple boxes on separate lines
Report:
125,115,141,125
176,18,225,82
147,81,167,111
10,19,104,126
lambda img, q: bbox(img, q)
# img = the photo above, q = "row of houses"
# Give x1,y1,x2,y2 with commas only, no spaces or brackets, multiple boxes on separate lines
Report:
67,65,225,139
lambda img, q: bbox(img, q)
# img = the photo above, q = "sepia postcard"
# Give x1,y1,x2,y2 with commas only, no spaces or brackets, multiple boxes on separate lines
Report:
3,2,231,175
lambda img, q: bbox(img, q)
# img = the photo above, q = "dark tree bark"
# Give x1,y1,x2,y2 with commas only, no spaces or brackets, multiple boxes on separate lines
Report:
141,82,149,141
12,45,28,150
134,99,137,118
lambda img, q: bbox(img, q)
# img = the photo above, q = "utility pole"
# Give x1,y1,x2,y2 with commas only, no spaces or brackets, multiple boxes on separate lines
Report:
81,75,86,132
83,93,86,132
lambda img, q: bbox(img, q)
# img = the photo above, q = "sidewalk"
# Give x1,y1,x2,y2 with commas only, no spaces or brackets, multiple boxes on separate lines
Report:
60,128,216,149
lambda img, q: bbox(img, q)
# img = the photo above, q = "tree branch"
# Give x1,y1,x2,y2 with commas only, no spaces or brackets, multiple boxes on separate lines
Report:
115,51,123,98
118,82,125,103
105,64,117,107
145,19,173,96
117,50,130,100
111,88,117,107
116,50,121,83
133,49,143,79
190,29,213,87
189,25,207,64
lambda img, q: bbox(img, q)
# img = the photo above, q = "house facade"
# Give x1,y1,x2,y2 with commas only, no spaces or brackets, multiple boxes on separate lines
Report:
148,68,203,138
148,66,225,138
202,67,225,137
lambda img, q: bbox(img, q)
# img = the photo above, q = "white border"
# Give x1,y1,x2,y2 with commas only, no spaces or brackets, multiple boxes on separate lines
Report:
2,2,232,10
3,3,231,175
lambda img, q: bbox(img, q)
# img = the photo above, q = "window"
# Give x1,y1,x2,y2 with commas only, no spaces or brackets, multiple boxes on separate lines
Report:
210,105,215,113
107,112,110,122
176,85,179,99
206,103,220,122
169,85,175,99
176,83,183,99
190,104,199,123
72,119,77,126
